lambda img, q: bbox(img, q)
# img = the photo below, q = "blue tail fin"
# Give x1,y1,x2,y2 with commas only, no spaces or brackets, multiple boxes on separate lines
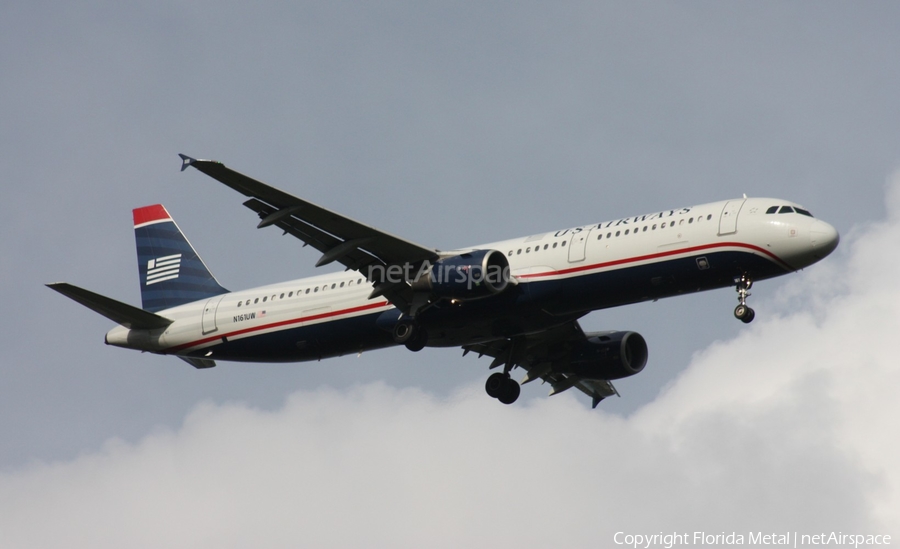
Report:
133,205,228,312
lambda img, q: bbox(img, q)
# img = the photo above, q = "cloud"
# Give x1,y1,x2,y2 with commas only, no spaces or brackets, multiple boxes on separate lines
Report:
3,180,900,548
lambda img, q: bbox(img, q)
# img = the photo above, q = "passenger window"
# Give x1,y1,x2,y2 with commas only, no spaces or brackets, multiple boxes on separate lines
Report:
305,289,310,294
237,301,242,307
624,229,630,235
262,296,267,302
508,250,513,256
272,295,276,301
562,241,566,246
280,293,284,299
766,206,779,214
517,249,522,255
606,233,611,238
688,218,694,224
544,244,549,250
670,221,675,227
340,282,345,288
331,283,336,289
597,234,602,240
679,219,684,225
314,287,318,293
552,242,557,248
526,247,531,253
707,214,712,220
288,292,293,297
615,231,621,237
778,206,794,214
254,298,259,304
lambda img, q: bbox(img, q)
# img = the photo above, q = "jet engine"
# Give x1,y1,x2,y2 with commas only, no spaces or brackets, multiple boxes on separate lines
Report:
566,331,648,380
414,249,511,300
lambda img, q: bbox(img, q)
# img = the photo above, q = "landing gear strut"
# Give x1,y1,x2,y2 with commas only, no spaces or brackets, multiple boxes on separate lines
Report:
733,274,755,324
485,372,520,405
393,320,428,352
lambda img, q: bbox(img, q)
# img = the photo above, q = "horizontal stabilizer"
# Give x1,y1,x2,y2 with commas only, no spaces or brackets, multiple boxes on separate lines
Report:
46,282,173,330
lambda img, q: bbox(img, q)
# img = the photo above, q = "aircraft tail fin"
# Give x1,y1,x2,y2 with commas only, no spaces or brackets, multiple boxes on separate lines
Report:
133,205,228,312
46,282,173,330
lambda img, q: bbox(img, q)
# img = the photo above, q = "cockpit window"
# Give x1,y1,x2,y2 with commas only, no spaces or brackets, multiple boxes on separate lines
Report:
794,207,813,217
766,206,779,214
778,206,794,214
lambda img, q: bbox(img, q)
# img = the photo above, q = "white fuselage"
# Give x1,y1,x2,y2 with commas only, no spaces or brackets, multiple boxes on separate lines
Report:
106,197,838,361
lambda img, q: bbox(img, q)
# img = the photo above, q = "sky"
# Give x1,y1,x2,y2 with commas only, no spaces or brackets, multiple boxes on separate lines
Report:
2,1,900,545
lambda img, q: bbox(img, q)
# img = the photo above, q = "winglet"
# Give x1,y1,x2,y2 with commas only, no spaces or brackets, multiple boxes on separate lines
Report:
178,153,196,172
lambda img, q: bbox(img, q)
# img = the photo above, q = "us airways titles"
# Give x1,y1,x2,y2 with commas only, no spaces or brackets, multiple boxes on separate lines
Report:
552,207,694,237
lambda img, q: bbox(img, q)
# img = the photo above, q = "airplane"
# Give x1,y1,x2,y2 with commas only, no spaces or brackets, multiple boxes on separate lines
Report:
47,154,840,407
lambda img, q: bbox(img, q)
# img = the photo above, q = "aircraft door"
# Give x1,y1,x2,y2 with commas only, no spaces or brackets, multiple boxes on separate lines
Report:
568,227,592,262
201,295,226,334
718,199,745,236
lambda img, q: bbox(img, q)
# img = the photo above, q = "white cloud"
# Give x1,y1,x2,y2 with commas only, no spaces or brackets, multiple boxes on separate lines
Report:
3,180,900,548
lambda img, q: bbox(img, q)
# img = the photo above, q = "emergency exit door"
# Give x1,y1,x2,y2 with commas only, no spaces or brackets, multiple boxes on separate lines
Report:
718,199,745,236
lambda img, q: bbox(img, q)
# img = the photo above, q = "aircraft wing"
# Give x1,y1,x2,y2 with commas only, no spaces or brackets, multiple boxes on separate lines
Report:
179,155,440,313
463,321,619,409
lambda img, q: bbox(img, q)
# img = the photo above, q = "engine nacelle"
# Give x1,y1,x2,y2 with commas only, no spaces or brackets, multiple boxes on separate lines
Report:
415,249,511,300
567,331,648,380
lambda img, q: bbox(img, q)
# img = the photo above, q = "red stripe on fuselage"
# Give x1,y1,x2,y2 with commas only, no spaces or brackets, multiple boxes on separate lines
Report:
517,241,793,279
166,300,391,353
133,204,171,227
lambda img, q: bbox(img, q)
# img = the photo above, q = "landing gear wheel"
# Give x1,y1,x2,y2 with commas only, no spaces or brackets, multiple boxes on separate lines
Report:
485,372,507,399
734,304,755,323
485,373,520,404
404,328,428,352
497,378,520,405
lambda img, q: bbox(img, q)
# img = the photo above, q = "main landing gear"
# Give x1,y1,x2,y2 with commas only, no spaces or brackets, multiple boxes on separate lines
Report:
485,372,520,405
734,274,755,324
392,320,428,352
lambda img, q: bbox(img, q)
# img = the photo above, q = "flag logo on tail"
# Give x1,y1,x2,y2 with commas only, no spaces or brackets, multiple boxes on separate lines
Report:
146,254,182,286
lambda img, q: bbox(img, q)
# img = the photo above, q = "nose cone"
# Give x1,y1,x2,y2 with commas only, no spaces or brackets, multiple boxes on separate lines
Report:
809,220,840,258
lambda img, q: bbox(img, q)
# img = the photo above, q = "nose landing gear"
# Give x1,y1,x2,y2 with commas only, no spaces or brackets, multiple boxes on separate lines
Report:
734,275,755,323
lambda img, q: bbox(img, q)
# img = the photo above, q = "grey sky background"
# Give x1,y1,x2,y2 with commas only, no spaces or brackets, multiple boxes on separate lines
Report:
2,1,899,544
